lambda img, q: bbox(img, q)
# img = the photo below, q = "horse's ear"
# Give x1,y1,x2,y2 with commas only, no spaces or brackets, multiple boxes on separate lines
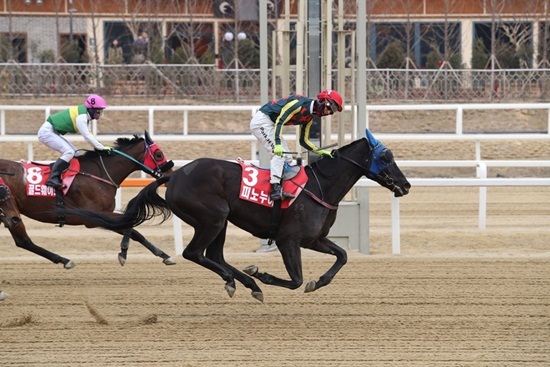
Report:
144,130,154,145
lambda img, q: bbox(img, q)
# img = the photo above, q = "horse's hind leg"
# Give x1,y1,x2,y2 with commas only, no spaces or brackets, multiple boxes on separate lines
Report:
205,223,264,302
3,216,75,269
115,229,176,266
183,224,250,300
118,230,131,265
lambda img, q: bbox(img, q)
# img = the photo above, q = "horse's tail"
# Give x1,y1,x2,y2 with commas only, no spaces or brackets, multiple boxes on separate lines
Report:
122,175,172,227
63,176,173,231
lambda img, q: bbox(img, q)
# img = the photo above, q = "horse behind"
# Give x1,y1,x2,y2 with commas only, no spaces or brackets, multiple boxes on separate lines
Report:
62,129,410,302
0,130,175,270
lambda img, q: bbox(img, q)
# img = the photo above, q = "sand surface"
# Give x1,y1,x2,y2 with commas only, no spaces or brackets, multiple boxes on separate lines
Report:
0,187,548,366
0,97,548,366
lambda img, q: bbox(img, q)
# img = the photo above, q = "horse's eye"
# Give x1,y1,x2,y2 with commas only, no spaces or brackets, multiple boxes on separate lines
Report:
154,149,165,161
379,148,394,164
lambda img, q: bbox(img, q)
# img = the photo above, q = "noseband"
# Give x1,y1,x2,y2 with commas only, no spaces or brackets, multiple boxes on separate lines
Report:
332,149,396,188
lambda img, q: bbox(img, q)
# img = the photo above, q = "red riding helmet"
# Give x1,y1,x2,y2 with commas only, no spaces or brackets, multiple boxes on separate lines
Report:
317,89,343,113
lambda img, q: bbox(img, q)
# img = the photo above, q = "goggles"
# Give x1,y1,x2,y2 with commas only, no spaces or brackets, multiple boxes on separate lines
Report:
321,99,338,114
88,108,105,119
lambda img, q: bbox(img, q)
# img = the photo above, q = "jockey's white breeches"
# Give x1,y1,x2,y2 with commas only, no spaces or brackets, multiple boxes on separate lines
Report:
250,111,293,184
37,122,77,163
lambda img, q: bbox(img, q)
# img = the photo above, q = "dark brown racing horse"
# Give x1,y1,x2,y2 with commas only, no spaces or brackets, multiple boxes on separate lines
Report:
61,129,410,302
0,130,175,270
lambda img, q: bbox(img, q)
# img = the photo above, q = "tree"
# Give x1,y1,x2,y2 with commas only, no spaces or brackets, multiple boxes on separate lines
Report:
61,41,88,63
377,41,406,68
436,0,463,68
471,38,489,69
38,49,56,63
486,0,505,70
383,0,424,68
495,39,520,68
236,39,260,68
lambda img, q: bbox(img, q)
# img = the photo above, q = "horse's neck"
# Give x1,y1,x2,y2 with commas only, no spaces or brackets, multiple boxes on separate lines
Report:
80,150,143,184
307,164,363,204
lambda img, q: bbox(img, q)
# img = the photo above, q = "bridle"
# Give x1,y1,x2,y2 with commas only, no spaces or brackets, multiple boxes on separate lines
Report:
112,139,172,179
140,141,174,178
306,139,397,204
77,137,173,187
334,143,397,189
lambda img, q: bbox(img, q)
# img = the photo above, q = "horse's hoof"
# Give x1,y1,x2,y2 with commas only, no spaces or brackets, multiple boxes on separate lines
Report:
243,265,258,276
304,280,317,293
64,260,77,270
251,291,264,303
118,253,126,266
0,291,9,301
225,284,236,298
163,257,177,266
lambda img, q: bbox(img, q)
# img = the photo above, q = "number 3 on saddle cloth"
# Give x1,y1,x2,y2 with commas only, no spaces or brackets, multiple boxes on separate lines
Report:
237,157,308,208
21,160,80,197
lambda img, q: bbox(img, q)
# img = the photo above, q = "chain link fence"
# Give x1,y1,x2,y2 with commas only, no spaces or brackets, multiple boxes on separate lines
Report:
1,62,549,103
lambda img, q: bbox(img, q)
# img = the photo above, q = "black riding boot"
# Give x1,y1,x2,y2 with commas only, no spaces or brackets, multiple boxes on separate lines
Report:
270,182,295,201
270,183,283,201
46,158,70,188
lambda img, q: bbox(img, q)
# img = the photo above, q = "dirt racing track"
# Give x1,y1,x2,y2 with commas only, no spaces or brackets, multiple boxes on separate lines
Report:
0,187,549,366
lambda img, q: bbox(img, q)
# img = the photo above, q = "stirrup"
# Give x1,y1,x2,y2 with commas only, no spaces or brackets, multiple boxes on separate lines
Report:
270,190,282,201
270,182,295,201
281,191,295,199
46,179,64,189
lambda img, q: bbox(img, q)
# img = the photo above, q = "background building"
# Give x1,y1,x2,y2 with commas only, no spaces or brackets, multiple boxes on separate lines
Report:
1,1,549,102
1,1,549,69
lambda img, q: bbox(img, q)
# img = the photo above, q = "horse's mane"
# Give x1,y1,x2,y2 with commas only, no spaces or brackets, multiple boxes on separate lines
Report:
80,134,143,160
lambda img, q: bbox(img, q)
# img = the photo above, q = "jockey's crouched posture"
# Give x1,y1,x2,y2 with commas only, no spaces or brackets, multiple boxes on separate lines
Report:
250,89,343,201
37,94,111,189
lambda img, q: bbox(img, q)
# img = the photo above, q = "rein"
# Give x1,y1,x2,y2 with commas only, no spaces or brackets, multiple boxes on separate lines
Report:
75,144,160,187
77,171,118,188
110,149,159,177
98,154,116,186
289,175,338,210
297,142,392,209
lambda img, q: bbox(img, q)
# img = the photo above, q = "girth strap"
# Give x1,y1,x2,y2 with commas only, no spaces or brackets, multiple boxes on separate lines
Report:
267,199,282,244
55,188,65,227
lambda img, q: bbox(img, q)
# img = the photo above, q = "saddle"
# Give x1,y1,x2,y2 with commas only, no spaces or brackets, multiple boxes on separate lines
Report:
21,160,80,197
237,158,308,209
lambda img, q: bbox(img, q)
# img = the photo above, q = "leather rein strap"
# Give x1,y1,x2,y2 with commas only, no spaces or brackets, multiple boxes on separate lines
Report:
303,187,339,210
292,148,377,211
288,177,339,210
75,145,158,188
76,171,118,188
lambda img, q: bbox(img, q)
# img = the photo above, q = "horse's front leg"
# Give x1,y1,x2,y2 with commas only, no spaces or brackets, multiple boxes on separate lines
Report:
301,237,347,292
5,215,75,269
114,228,176,266
243,240,304,291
